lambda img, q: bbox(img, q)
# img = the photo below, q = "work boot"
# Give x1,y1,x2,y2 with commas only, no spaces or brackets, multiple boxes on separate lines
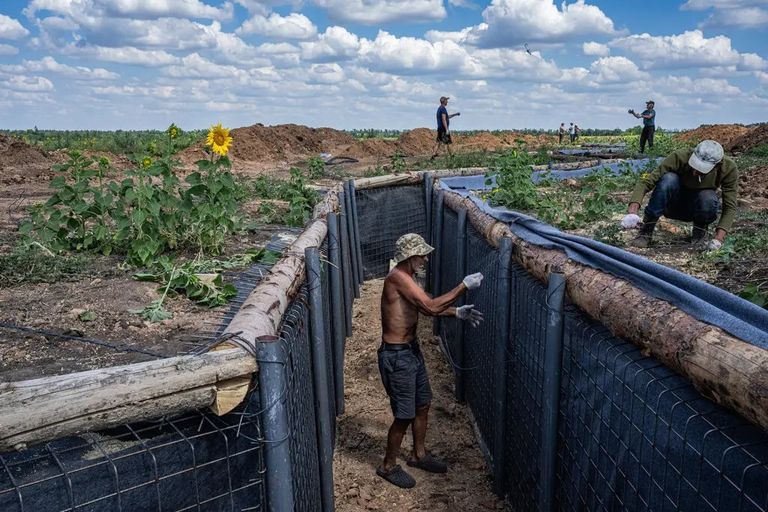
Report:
628,216,657,248
691,223,709,249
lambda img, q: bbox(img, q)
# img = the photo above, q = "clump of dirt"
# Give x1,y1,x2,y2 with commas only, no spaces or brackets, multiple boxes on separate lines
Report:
179,123,356,166
0,134,51,169
675,124,751,148
396,128,437,156
727,123,768,153
0,134,55,185
739,165,768,210
336,138,398,160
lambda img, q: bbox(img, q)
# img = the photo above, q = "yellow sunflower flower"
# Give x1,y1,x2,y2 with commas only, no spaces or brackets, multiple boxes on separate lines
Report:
141,157,152,168
206,123,232,157
167,123,180,139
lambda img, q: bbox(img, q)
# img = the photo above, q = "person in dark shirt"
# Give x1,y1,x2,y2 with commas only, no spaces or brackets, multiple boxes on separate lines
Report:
629,100,656,153
558,123,565,144
430,96,460,159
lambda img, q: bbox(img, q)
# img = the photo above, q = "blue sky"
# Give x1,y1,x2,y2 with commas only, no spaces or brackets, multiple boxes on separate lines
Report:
0,0,766,130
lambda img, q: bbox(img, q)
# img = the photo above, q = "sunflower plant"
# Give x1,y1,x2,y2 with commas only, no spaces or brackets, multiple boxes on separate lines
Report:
182,123,244,254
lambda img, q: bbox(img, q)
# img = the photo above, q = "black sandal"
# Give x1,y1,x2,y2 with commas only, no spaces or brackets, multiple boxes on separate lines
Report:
376,464,416,488
407,452,448,474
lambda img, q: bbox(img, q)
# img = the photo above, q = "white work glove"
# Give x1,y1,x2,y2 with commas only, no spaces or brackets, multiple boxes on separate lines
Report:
620,213,641,230
462,272,484,290
705,239,722,251
455,305,484,327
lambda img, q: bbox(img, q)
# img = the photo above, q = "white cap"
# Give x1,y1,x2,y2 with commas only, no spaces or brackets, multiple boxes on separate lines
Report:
688,140,724,174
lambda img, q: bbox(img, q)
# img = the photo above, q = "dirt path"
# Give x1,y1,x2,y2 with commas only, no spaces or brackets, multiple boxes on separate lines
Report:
333,279,505,511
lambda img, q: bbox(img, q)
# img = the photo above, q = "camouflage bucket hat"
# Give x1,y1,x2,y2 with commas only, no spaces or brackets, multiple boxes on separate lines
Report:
688,140,724,174
393,233,434,264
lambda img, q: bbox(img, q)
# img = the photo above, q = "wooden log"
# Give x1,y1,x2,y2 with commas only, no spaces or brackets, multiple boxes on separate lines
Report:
441,189,768,432
0,349,255,451
353,168,487,190
210,217,329,415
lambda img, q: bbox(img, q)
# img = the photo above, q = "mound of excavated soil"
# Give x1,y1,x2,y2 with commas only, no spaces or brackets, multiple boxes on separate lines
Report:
180,123,356,165
675,124,751,148
0,134,52,170
739,165,768,210
727,124,768,153
396,128,436,156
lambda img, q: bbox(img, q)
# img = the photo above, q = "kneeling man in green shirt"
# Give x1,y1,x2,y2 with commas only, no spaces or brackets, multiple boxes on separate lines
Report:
619,140,738,250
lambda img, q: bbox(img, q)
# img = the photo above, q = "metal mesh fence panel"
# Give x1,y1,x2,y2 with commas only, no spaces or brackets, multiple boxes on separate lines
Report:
462,224,499,456
280,286,323,512
0,402,266,511
438,208,462,381
502,263,549,509
556,306,768,512
355,185,427,279
319,243,337,444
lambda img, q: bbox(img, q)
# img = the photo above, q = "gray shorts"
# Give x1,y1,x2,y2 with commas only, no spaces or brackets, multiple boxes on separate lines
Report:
377,340,433,420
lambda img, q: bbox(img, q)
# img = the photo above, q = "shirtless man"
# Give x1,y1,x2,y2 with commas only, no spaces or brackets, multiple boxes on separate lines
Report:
376,233,484,488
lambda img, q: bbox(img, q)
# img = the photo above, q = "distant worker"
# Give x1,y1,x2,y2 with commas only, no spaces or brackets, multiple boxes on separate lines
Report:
620,140,737,251
558,123,566,144
568,122,575,143
628,100,656,153
574,124,581,142
377,233,484,488
431,96,460,159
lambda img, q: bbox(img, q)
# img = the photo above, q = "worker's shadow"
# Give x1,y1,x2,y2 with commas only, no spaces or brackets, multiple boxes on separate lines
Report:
336,413,393,469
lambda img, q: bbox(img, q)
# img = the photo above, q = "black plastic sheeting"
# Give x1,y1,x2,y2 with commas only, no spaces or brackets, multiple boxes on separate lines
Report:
355,183,768,512
356,185,428,279
439,174,768,349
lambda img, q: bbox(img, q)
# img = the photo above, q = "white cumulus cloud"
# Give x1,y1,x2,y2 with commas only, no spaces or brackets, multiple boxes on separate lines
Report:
611,30,766,70
358,31,474,75
469,0,617,48
300,26,360,62
2,75,55,92
583,41,609,56
587,56,647,84
312,0,447,25
0,14,30,40
0,44,19,55
0,56,119,80
237,12,317,39
24,0,233,21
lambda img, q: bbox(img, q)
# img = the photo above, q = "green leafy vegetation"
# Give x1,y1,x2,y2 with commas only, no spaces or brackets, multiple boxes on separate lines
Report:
249,168,319,227
2,128,205,155
735,144,768,169
20,133,245,266
0,244,89,287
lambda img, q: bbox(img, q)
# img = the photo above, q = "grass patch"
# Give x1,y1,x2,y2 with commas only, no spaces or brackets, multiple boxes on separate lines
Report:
0,245,90,287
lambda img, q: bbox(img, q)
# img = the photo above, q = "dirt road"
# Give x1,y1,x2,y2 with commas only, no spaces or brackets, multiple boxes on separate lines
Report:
333,279,505,511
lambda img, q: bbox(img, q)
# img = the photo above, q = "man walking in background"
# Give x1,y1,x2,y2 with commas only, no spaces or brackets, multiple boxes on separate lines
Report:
619,140,738,250
629,100,656,153
376,233,483,488
431,96,460,159
569,122,575,143
558,122,566,144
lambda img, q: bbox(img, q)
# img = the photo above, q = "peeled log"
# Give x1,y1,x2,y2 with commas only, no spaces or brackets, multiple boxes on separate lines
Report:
442,189,768,432
0,349,255,451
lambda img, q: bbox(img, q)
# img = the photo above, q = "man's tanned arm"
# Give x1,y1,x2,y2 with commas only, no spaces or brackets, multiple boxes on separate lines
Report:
391,271,465,316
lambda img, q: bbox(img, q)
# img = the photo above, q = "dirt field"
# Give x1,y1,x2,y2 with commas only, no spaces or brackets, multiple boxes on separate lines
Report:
333,279,505,511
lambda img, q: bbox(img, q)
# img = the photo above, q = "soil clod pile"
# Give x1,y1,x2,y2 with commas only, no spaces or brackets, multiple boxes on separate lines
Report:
675,124,751,148
0,133,55,184
727,123,768,153
0,134,51,168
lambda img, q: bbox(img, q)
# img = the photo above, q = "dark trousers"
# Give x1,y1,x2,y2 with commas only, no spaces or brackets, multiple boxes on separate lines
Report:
644,173,719,226
640,125,655,153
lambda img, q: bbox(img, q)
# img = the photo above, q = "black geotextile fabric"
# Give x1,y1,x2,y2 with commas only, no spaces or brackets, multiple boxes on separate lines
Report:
556,304,768,511
0,401,266,511
352,188,768,511
355,185,427,279
281,286,323,512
